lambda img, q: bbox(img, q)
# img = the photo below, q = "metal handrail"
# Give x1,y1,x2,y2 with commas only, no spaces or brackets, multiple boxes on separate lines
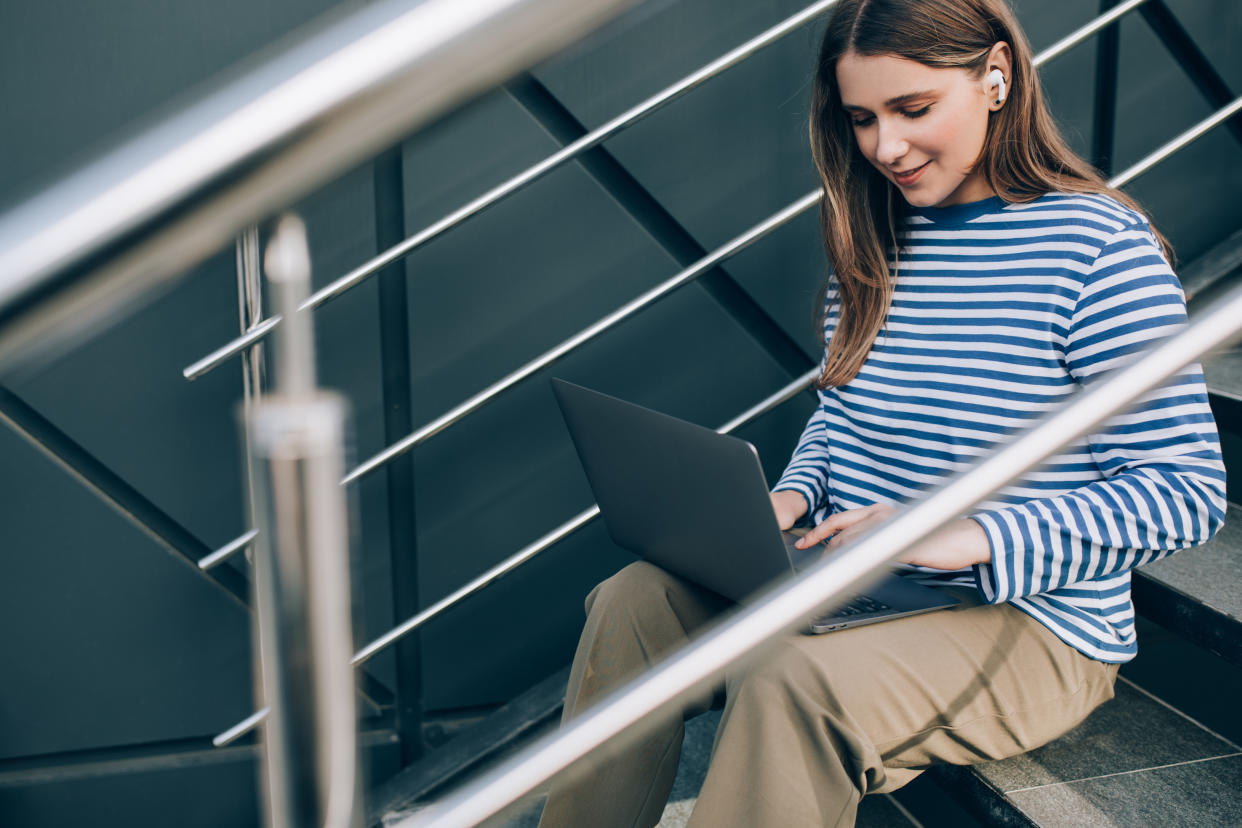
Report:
212,369,818,746
198,528,259,570
403,273,1242,828
1032,0,1149,65
0,0,638,375
1112,95,1242,187
181,0,845,382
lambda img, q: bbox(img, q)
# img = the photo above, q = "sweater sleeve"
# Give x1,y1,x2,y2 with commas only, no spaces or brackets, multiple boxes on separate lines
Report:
772,384,832,518
971,220,1227,604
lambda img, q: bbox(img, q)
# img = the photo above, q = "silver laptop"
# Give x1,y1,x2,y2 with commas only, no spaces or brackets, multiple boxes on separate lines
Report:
551,378,958,633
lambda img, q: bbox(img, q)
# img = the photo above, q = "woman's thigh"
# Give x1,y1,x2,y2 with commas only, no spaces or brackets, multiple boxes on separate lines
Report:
566,561,734,717
724,593,1118,789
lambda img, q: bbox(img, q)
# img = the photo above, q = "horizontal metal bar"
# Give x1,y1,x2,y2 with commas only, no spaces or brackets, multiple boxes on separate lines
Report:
342,189,823,484
355,508,600,668
716,369,817,435
184,317,282,381
181,0,843,381
214,369,818,746
0,0,638,374
1032,0,1149,66
213,706,270,748
402,273,1242,828
197,528,259,570
1110,96,1242,188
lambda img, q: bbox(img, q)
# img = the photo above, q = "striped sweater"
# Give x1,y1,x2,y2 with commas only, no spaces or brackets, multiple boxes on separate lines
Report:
773,191,1226,662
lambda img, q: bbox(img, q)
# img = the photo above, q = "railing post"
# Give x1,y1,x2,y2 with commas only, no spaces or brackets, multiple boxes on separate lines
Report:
249,215,361,828
373,146,426,763
1093,0,1122,176
238,226,267,565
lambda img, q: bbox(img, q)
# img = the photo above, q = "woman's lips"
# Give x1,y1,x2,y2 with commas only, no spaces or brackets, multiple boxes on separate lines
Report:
893,161,929,186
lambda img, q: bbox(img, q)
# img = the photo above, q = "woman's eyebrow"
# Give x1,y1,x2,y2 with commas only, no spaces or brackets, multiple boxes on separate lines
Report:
841,89,936,111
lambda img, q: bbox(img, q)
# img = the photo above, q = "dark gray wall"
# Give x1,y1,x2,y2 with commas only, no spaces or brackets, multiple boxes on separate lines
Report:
1,0,1240,825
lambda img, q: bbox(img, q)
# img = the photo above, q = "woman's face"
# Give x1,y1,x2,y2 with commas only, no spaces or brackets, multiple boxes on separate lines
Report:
835,49,1003,208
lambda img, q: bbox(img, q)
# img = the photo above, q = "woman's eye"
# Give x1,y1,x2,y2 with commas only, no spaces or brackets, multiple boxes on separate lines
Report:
850,105,929,127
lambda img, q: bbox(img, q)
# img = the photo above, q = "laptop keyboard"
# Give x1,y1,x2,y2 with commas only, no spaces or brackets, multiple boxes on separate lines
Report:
824,594,893,618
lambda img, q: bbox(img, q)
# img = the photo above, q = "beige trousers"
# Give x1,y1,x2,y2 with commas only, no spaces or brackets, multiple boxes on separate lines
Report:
537,561,1119,828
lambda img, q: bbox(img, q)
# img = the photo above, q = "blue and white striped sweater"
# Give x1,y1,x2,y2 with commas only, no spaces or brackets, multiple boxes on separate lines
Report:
773,191,1226,662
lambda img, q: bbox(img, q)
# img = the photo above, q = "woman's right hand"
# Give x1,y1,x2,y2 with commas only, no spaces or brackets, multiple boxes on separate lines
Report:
769,489,808,531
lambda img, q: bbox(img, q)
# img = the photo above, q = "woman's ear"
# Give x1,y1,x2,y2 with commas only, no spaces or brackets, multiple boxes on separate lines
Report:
984,41,1014,110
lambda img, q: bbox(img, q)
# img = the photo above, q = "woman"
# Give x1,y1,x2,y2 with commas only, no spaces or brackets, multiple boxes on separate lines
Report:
539,1,1226,825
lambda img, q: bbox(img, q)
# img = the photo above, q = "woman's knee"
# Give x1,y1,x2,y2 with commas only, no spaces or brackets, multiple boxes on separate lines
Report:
584,561,677,618
582,561,730,659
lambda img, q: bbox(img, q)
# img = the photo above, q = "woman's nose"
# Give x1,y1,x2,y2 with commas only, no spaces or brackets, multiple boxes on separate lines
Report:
874,121,909,167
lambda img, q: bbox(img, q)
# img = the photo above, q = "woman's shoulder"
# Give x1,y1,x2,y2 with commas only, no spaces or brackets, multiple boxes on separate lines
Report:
1000,191,1151,234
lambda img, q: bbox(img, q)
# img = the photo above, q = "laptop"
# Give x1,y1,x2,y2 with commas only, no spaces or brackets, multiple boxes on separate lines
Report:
551,378,958,633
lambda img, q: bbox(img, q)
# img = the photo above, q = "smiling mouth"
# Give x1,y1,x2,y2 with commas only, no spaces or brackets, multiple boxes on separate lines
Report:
893,162,929,177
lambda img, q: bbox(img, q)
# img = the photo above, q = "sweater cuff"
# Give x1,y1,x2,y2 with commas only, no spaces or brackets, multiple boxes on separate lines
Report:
969,513,1008,604
772,483,818,522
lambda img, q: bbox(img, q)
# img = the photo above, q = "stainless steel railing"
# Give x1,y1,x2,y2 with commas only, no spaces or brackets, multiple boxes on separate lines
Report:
403,263,1242,828
248,216,360,828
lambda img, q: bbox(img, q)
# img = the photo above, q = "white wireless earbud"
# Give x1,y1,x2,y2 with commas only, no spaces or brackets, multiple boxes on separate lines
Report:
987,68,1007,105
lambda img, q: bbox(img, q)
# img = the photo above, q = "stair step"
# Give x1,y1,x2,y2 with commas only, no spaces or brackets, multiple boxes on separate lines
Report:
1133,501,1242,666
370,667,568,826
934,675,1242,827
524,709,931,828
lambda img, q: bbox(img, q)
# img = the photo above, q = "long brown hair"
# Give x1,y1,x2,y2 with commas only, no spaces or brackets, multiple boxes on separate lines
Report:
810,0,1171,388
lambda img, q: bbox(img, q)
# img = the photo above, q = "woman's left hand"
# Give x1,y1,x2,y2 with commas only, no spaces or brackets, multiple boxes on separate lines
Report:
793,503,991,571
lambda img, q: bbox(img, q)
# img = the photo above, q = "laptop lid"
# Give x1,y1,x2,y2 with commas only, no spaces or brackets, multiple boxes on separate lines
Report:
551,378,798,603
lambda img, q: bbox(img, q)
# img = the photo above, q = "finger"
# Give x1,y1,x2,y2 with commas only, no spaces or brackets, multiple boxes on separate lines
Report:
826,527,856,548
827,504,899,547
795,506,884,548
794,516,839,548
827,514,882,548
795,510,858,548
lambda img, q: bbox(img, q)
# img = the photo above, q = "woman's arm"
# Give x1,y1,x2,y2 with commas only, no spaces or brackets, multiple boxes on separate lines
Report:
796,220,1226,597
971,220,1226,601
770,390,832,523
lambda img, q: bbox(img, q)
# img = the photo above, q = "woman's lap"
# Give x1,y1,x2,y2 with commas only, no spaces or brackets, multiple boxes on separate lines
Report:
599,560,1117,781
543,560,1118,827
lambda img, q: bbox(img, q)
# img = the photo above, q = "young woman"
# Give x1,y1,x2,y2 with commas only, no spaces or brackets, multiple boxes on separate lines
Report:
539,1,1226,825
